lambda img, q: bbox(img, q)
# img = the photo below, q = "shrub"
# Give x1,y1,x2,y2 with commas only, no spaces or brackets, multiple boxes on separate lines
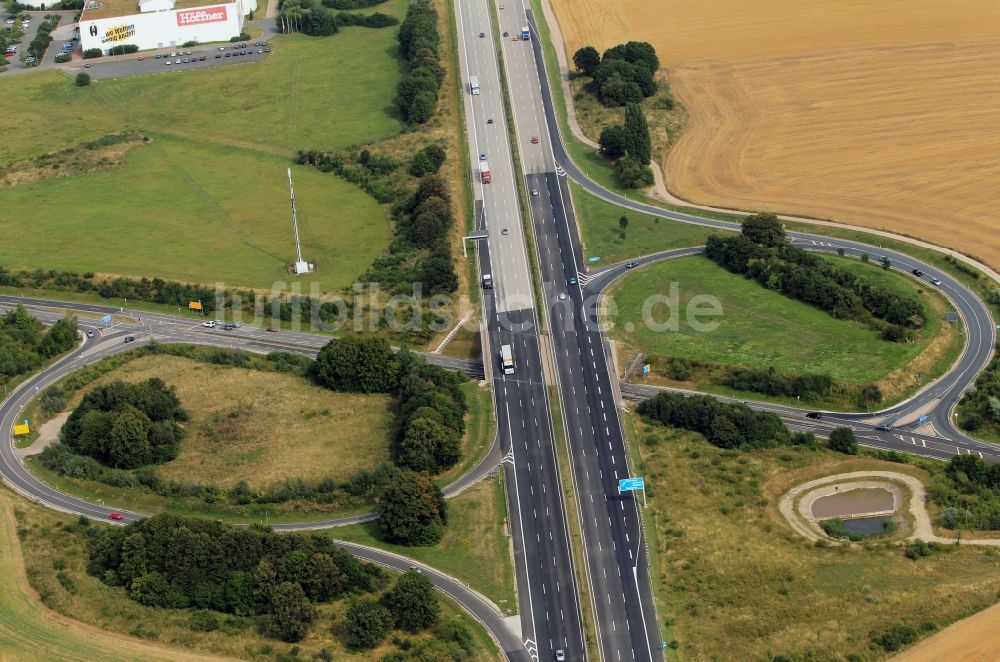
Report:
74,72,91,86
615,157,653,189
873,623,918,651
54,52,70,63
82,48,102,59
828,427,859,455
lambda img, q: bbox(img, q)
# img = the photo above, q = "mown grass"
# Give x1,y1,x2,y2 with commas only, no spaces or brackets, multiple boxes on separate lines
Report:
0,133,389,292
0,25,406,166
570,182,729,264
327,478,517,617
6,486,501,661
608,254,962,407
623,414,1000,661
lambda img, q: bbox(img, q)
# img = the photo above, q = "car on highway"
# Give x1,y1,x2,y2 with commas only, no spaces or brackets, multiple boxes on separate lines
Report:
503,31,508,37
531,188,539,196
531,136,539,144
501,228,509,235
625,261,637,269
931,277,943,286
265,326,278,332
479,152,486,160
875,423,893,431
558,293,566,301
806,412,822,420
568,276,577,285
554,650,565,662
86,330,95,337
478,32,485,38
222,324,234,330
124,335,136,343
487,118,494,124
202,321,216,328
108,512,124,520
137,55,144,60
911,268,924,277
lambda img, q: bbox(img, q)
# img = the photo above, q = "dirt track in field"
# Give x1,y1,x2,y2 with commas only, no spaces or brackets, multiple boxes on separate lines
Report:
549,0,1000,270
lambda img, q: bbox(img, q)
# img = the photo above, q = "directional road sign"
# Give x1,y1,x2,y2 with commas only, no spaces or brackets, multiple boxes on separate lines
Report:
618,477,645,492
100,314,112,325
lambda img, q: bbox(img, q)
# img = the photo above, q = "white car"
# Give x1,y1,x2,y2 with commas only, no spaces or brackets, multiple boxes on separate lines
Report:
202,320,216,328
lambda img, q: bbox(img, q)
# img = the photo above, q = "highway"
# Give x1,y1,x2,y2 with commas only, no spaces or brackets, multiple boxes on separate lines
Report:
456,0,586,659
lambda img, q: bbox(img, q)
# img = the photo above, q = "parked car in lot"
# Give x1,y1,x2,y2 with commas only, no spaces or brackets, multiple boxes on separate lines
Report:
199,55,205,61
165,60,171,65
202,320,216,328
215,53,221,58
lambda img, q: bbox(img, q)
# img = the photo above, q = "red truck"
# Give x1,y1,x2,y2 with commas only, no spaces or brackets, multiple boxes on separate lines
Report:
479,161,491,184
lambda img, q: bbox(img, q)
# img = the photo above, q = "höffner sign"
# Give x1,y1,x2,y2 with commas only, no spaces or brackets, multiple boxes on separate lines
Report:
176,6,228,26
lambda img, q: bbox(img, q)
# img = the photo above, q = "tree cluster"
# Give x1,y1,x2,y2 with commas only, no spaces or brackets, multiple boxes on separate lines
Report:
0,305,77,384
393,174,459,295
378,469,447,546
827,427,859,455
597,102,653,188
347,569,440,648
86,514,384,641
572,41,659,106
927,454,1000,530
396,2,443,124
295,148,404,203
107,44,138,55
314,338,467,476
957,350,1000,433
321,0,385,7
705,214,926,338
409,143,446,177
637,391,799,450
277,0,397,36
61,378,187,469
721,367,833,401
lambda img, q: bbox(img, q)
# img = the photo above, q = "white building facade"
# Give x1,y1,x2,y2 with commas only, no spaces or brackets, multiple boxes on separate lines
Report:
79,0,255,53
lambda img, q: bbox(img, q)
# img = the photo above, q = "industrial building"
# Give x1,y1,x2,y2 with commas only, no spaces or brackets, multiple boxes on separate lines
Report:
78,0,256,53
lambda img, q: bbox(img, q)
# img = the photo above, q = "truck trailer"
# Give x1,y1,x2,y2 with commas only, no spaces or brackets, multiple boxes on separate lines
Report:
479,161,491,184
500,344,514,375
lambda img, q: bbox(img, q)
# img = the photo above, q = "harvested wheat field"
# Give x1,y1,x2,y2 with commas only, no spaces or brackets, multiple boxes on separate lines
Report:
890,602,1000,662
549,0,1000,269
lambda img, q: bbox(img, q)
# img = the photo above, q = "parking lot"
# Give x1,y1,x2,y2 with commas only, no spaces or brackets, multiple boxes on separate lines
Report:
72,41,272,80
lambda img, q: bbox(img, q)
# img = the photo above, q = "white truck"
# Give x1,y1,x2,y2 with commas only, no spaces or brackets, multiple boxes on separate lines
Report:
470,75,480,95
500,344,514,375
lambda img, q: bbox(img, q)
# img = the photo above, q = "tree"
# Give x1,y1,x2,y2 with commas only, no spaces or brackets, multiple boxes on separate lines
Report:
420,255,458,295
599,76,643,106
828,427,859,455
38,315,77,357
598,124,627,159
382,570,439,632
107,409,152,468
572,45,600,76
303,553,347,602
622,103,651,164
313,335,398,393
740,213,786,248
346,598,393,648
615,157,653,189
268,581,315,642
118,532,148,586
377,470,447,546
619,214,629,230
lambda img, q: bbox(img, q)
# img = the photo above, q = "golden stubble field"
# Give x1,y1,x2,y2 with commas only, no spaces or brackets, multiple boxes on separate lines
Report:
550,0,1000,270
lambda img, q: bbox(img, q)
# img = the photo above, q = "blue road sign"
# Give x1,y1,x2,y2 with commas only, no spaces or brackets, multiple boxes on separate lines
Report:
100,314,112,325
618,477,645,492
588,256,601,263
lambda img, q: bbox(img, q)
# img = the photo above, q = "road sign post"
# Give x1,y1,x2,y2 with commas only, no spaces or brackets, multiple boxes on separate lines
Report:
618,476,646,506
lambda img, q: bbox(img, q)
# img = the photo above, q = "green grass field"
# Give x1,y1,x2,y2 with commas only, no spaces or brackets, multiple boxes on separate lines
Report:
623,415,1000,661
329,478,517,616
0,27,406,166
609,255,956,389
0,133,389,291
571,183,731,264
0,13,408,291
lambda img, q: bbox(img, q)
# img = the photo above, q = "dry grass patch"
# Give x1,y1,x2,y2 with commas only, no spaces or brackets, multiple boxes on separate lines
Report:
0,133,148,190
549,0,1000,271
71,354,393,488
625,414,1000,660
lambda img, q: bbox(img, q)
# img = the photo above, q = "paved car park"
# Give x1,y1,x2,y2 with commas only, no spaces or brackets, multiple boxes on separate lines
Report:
72,41,272,80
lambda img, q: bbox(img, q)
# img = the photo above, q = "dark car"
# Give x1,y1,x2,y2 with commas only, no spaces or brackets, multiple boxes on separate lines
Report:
199,55,205,61
875,423,893,431
805,412,822,420
215,53,221,58
124,335,136,343
568,276,577,285
265,326,278,332
503,31,508,37
479,31,485,38
264,48,271,53
911,268,924,277
225,52,231,57
487,118,494,124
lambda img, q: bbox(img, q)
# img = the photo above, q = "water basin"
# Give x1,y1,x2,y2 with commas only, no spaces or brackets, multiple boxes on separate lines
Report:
811,488,894,519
